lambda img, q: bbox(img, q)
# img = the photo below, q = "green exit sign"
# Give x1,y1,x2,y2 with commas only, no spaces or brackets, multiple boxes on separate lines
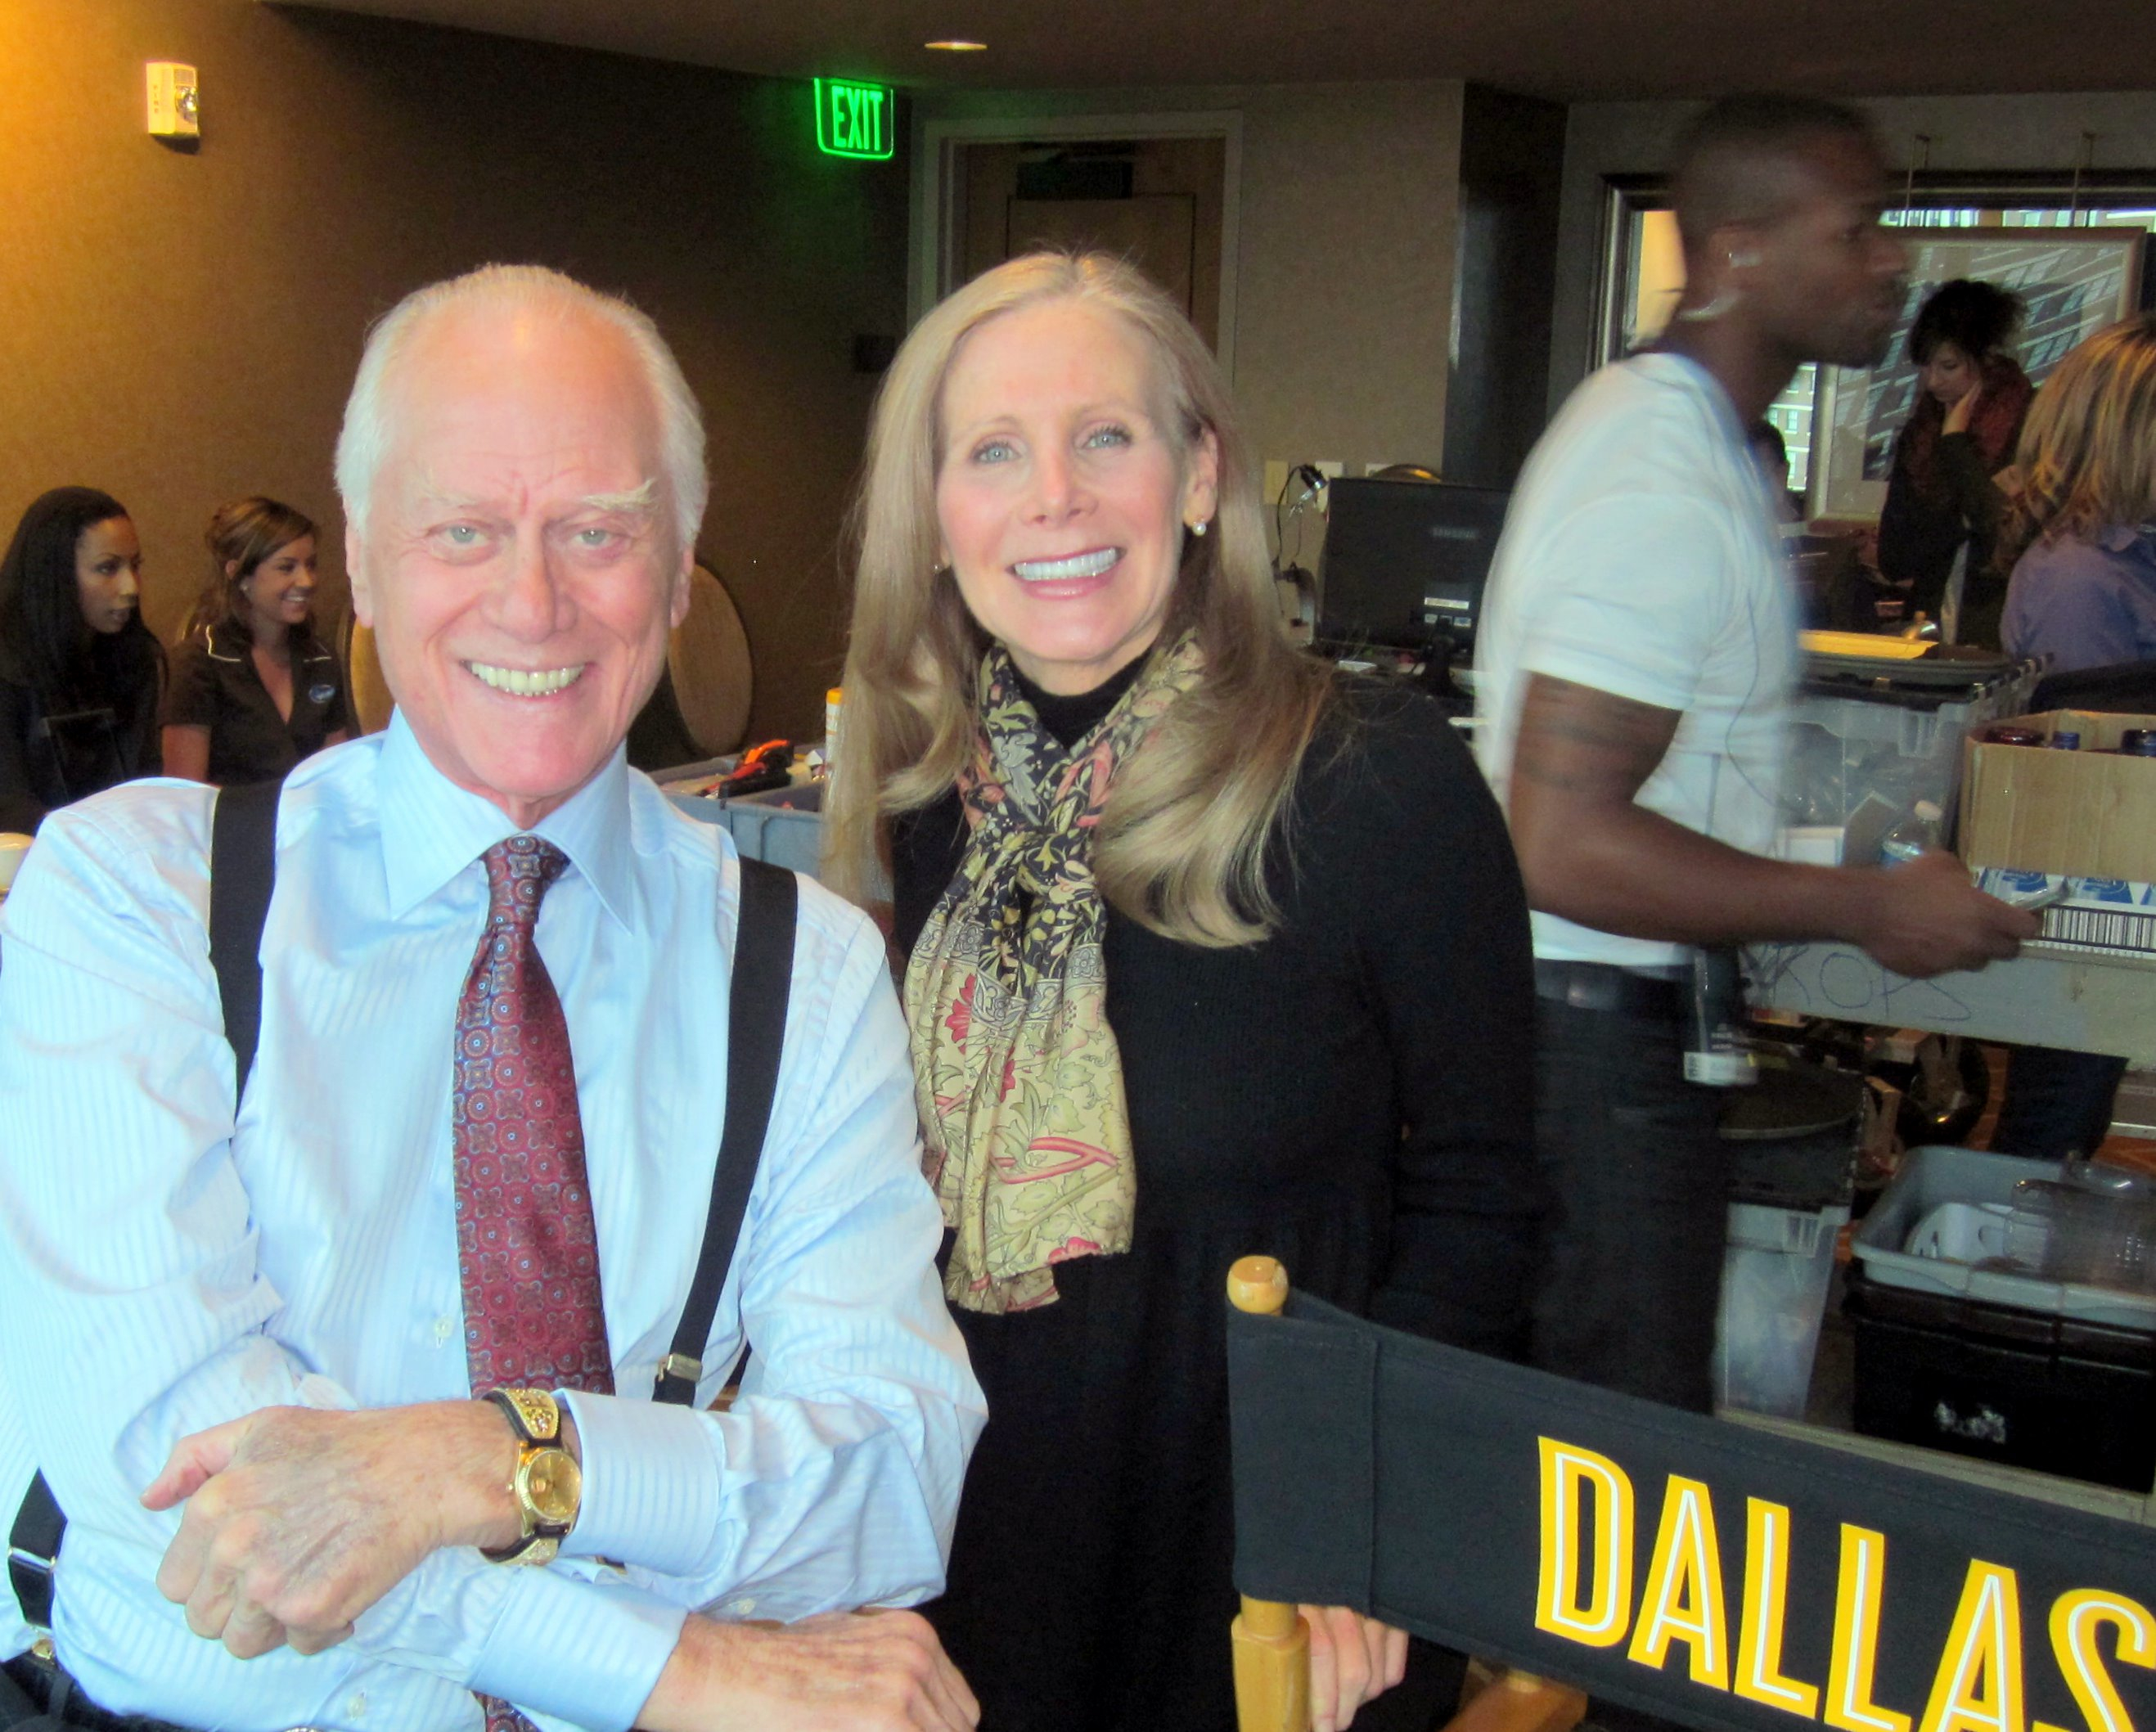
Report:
815,78,893,160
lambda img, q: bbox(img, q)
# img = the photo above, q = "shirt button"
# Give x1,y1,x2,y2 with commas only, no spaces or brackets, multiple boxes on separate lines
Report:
728,1596,757,1617
344,1689,368,1716
433,1316,457,1345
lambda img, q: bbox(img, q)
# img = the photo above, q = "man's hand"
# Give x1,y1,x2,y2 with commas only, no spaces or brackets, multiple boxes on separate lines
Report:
1301,1604,1408,1732
142,1401,519,1658
637,1611,979,1732
1851,848,2037,978
1943,381,1983,437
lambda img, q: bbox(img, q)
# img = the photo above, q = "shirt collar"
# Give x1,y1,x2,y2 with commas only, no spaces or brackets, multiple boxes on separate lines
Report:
376,710,637,931
1638,349,1751,451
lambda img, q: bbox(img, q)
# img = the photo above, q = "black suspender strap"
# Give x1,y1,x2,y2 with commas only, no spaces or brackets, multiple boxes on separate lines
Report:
207,781,281,1098
10,782,281,1632
652,856,799,1406
5,1470,61,1635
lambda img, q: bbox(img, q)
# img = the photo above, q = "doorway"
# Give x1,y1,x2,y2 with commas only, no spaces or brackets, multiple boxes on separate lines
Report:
913,111,1243,371
951,137,1226,351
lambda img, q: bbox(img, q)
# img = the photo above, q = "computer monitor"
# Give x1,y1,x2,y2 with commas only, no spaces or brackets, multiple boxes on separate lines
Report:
1317,477,1510,656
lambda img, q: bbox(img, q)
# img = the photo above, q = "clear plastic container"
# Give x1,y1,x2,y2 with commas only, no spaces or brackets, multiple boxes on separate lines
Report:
1714,1202,1851,1419
1783,663,2037,835
2005,1165,2156,1294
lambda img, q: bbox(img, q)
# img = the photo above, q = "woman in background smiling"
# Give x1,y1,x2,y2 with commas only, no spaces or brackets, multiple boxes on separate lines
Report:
163,496,352,785
826,252,1541,1732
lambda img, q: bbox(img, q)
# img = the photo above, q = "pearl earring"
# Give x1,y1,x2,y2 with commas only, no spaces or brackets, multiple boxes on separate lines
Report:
1188,519,1210,538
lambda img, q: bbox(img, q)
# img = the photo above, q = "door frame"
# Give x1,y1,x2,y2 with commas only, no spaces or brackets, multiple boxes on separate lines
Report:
910,109,1245,378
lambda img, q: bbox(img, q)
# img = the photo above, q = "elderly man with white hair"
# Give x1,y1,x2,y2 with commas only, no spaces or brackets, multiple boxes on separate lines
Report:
0,265,983,1732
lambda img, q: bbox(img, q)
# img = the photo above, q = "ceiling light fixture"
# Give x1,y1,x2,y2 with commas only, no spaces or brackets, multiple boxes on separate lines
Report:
925,39,988,52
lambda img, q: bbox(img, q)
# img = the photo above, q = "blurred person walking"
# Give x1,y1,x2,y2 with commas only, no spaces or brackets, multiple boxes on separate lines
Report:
1476,95,2036,1417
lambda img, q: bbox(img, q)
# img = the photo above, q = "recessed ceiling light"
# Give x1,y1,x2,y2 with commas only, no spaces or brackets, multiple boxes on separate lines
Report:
925,39,988,52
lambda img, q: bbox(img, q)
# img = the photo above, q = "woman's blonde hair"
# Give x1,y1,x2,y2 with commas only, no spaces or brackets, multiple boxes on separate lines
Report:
1999,312,2156,570
823,251,1333,947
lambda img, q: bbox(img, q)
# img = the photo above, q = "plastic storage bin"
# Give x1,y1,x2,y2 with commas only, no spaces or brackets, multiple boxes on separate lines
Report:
1845,1144,2156,1490
1711,1063,1862,1419
1784,660,2035,839
1716,1200,1852,1419
668,781,826,879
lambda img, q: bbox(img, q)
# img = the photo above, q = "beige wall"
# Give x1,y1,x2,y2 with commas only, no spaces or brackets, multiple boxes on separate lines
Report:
1548,90,2156,416
0,0,911,740
911,82,1466,483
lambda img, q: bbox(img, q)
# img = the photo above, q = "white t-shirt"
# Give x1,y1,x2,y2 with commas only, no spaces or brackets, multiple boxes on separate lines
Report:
1474,351,1799,970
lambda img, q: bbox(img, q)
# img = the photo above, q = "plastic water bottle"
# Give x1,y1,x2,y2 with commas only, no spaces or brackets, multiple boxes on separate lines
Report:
1879,800,1943,866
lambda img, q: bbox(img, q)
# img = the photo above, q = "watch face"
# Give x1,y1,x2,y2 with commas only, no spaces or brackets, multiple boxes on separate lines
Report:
520,1447,583,1528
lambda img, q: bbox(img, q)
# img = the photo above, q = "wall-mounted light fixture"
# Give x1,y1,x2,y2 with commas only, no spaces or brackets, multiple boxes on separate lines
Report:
146,62,200,137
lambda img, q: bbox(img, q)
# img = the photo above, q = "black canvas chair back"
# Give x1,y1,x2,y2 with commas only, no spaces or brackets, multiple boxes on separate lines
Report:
2030,658,2156,716
1228,1257,2156,1732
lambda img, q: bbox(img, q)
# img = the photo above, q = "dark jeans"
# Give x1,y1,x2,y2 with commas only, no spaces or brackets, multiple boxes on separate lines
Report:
1991,1045,2130,1163
1531,992,1730,1415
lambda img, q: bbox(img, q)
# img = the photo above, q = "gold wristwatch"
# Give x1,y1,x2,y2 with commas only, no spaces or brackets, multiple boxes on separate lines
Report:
481,1388,582,1567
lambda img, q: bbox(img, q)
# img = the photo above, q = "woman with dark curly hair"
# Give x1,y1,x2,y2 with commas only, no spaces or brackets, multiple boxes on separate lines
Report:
0,487,164,832
1876,277,2032,644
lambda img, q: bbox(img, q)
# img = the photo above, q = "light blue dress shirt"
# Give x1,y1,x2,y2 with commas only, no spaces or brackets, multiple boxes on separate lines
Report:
0,714,983,1731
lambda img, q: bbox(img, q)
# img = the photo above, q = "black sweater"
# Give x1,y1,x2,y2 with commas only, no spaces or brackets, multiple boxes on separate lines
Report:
893,670,1542,1349
0,662,162,834
897,669,1541,1730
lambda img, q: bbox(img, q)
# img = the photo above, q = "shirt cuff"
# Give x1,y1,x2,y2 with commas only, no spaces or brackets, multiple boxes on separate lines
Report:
467,1566,686,1732
558,1389,726,1577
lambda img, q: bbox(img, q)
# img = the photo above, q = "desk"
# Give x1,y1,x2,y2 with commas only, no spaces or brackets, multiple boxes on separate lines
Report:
1750,940,2156,1065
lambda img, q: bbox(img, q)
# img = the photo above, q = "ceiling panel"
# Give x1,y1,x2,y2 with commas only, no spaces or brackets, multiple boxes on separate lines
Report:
272,0,2156,101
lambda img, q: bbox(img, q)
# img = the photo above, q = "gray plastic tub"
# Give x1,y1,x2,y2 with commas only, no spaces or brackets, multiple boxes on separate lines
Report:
667,781,826,879
1850,1144,2156,1334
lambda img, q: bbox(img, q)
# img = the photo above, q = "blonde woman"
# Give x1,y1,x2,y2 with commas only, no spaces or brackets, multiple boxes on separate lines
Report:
2001,312,2156,673
826,253,1540,1732
1989,313,2156,1163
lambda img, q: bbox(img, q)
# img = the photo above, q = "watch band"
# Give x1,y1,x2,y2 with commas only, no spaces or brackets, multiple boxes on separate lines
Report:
481,1388,579,1566
486,1387,561,1447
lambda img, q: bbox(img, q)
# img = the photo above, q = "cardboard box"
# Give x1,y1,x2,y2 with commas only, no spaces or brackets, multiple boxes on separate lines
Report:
1974,867,2156,960
1960,710,2156,883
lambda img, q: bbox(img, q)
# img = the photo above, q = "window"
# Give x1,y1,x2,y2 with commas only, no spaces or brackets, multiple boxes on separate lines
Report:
1600,192,2155,502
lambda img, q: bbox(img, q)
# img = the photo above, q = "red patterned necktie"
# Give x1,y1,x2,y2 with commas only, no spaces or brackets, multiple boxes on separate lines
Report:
452,836,612,1732
453,835,614,1396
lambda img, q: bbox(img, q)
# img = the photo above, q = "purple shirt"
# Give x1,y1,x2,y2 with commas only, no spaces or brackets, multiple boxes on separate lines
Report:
2001,524,2156,673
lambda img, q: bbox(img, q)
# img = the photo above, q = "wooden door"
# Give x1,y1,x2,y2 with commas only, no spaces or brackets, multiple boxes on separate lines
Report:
955,137,1225,352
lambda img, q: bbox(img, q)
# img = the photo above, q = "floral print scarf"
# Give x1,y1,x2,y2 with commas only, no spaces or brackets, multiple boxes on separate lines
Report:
905,633,1204,1314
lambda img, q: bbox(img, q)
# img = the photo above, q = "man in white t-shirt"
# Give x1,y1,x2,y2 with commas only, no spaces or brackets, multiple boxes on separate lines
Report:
1475,95,2035,1413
